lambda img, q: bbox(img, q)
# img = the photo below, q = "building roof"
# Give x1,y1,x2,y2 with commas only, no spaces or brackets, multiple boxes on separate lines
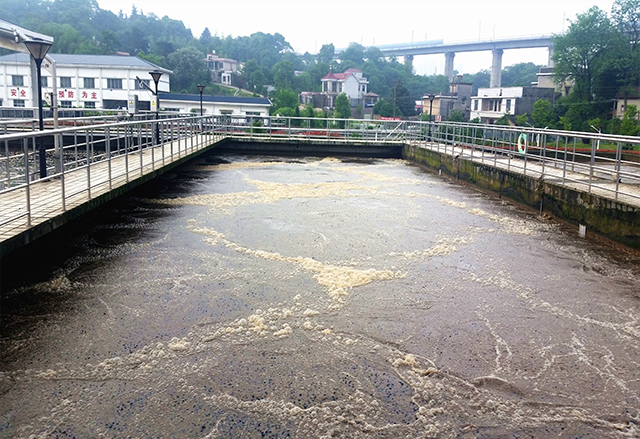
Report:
321,68,363,81
159,92,271,106
0,53,170,72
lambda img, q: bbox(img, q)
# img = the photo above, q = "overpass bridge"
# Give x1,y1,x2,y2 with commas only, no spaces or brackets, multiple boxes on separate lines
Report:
1,113,640,257
335,34,555,87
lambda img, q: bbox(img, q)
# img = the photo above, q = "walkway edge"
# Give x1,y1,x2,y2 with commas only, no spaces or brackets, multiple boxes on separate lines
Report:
403,144,640,250
0,142,219,258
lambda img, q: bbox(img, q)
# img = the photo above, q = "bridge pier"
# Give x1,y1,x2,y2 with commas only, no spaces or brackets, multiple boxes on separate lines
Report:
490,48,503,88
444,52,455,83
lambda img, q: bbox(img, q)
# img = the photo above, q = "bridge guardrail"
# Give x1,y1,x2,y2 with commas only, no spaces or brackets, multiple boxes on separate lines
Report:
1,114,639,246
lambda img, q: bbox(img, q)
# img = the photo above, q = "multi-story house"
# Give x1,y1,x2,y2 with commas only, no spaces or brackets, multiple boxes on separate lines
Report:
422,76,473,121
470,86,555,124
205,52,240,87
0,53,170,111
321,68,369,109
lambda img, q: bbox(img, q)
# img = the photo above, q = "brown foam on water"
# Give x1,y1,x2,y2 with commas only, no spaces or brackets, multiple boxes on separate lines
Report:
5,274,638,438
191,226,404,309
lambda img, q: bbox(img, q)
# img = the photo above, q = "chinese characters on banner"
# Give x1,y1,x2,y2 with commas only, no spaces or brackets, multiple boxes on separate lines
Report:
9,89,27,98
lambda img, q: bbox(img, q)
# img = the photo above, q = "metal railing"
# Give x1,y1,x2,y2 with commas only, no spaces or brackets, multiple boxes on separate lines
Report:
0,114,220,239
2,114,639,244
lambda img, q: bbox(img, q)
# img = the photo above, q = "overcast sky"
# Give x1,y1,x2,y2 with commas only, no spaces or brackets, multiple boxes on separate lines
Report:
96,0,615,75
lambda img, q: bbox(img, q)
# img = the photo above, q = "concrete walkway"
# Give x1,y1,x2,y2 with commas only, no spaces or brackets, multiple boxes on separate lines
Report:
418,141,640,208
0,133,221,257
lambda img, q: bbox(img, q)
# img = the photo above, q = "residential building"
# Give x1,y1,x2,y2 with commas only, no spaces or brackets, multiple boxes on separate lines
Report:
470,86,555,124
205,51,240,87
321,68,369,109
0,53,170,111
421,76,472,121
535,66,571,97
613,87,640,119
159,93,271,118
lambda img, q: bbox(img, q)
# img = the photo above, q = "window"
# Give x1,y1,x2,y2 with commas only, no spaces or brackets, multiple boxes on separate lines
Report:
84,102,96,109
60,101,72,108
42,76,48,87
13,99,25,107
83,78,95,89
473,100,478,111
506,99,511,112
220,110,233,115
60,77,72,88
135,79,150,90
11,75,23,86
107,78,122,89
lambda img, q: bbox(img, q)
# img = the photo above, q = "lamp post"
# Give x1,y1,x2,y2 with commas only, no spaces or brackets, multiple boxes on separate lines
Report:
150,70,163,144
24,38,53,178
197,84,205,116
427,93,435,141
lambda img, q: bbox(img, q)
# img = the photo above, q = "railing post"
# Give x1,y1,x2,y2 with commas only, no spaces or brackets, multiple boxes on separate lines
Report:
615,141,622,201
125,124,129,183
105,127,112,190
59,133,65,212
86,130,91,199
540,133,547,175
588,137,595,194
138,123,143,176
24,138,31,227
562,136,568,186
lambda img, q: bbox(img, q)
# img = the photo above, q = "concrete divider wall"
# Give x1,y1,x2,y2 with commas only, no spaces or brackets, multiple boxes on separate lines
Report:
403,144,640,250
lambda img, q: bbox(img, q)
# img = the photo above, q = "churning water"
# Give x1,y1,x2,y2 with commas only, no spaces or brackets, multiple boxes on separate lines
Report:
1,154,639,438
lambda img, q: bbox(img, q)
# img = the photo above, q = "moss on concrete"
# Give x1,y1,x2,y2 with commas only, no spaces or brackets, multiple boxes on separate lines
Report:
403,144,640,250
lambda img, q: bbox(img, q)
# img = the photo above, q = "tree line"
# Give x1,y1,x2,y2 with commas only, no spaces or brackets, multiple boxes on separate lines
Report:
1,0,545,114
521,0,640,135
4,0,636,136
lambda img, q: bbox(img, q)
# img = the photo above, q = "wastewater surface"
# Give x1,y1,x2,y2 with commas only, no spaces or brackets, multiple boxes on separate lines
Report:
1,154,639,438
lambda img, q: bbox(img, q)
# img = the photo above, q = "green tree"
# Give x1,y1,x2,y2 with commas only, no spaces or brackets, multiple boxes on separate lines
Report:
448,110,465,122
168,46,209,92
612,0,640,106
620,105,640,136
339,43,365,65
272,89,299,112
531,99,553,128
199,27,213,46
334,93,352,119
373,99,398,117
495,114,512,125
317,44,335,64
393,80,415,118
272,59,295,90
552,6,618,102
515,113,529,126
501,63,542,87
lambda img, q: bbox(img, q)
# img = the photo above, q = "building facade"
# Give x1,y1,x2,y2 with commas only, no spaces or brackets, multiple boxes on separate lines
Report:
0,53,171,111
321,68,369,109
470,86,555,124
422,77,473,121
205,52,240,87
159,93,271,118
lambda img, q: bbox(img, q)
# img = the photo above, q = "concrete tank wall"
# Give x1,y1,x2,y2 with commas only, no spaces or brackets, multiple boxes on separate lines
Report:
403,144,640,249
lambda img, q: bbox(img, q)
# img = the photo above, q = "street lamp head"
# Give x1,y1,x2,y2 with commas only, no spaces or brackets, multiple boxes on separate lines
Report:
149,70,163,87
197,84,205,94
24,39,53,63
428,93,436,102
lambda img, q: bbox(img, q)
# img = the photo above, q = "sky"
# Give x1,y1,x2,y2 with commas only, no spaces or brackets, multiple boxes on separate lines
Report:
96,0,615,76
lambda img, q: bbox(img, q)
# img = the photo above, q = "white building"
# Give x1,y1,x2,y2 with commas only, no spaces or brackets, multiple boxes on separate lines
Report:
205,52,240,86
0,53,171,111
160,93,271,118
321,68,369,108
470,86,555,124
